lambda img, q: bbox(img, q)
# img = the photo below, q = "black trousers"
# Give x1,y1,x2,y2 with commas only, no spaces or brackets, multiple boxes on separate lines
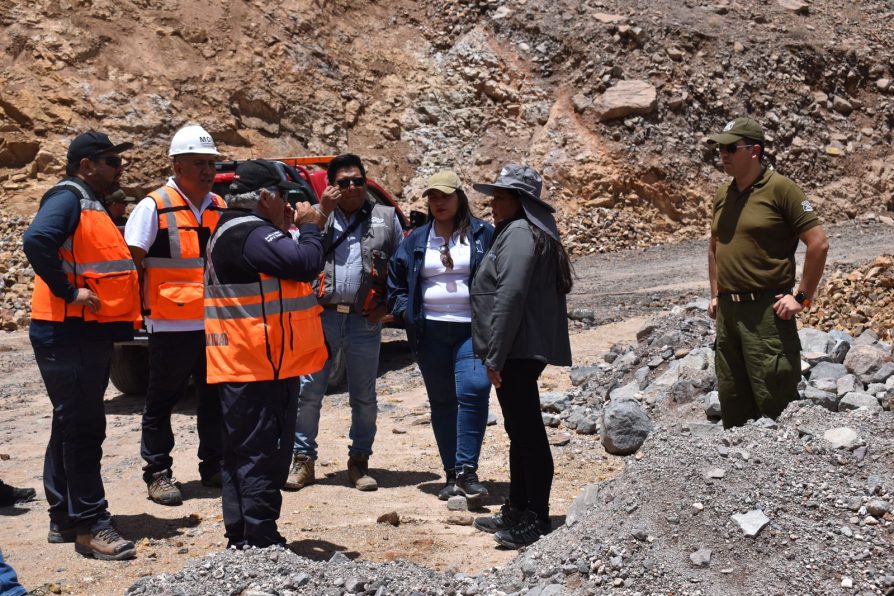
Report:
495,358,551,521
220,377,299,548
33,339,114,531
141,330,222,483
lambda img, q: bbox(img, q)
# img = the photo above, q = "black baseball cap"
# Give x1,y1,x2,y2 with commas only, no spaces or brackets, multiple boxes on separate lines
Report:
67,131,133,165
230,160,302,195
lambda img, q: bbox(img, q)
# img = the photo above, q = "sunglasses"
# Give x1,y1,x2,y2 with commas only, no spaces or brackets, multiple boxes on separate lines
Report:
439,244,453,270
95,155,123,168
335,176,366,189
717,142,755,154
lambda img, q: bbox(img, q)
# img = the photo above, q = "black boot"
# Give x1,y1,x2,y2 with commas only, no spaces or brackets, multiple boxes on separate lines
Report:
438,469,457,501
473,501,523,533
0,479,36,507
493,510,551,549
455,465,488,498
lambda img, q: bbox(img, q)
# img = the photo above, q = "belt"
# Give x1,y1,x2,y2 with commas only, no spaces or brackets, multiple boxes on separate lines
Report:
717,289,791,303
324,303,355,314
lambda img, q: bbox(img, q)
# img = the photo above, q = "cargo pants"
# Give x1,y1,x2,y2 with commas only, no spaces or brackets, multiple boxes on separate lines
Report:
715,295,802,429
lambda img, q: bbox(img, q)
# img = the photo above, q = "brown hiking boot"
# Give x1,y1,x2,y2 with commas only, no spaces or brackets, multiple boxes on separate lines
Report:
347,455,377,491
284,454,315,491
147,470,182,506
75,526,136,560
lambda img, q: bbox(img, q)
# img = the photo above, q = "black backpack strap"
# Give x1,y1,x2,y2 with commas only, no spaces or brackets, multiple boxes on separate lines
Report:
324,201,372,257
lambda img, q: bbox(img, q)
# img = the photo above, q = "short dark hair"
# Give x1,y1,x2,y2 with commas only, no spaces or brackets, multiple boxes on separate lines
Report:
327,153,366,184
65,161,80,177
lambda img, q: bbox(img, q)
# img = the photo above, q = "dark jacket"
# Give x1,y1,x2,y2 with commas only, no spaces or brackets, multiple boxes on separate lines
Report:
387,217,493,353
470,218,571,370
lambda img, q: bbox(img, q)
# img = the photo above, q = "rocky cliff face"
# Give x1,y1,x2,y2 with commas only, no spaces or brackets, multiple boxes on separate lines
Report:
1,0,893,329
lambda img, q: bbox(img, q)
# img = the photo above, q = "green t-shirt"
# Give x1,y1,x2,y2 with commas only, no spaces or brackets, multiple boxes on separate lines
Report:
711,167,820,292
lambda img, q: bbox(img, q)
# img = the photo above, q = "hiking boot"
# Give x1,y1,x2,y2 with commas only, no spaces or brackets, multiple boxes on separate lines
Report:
201,471,223,488
75,526,136,561
347,455,377,491
146,470,182,506
455,466,488,498
438,469,457,501
284,454,315,491
473,502,524,534
0,480,37,507
48,522,78,544
493,510,550,549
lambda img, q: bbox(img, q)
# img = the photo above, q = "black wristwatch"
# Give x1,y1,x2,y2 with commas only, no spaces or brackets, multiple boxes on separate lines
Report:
794,291,812,308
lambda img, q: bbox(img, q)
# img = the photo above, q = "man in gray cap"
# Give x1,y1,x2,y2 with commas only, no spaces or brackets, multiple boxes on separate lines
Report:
706,117,829,429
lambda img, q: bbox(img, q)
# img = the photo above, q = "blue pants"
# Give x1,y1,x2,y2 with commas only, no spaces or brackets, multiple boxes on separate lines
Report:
0,549,26,596
220,378,299,548
294,309,381,459
415,320,490,472
141,330,222,483
33,339,114,532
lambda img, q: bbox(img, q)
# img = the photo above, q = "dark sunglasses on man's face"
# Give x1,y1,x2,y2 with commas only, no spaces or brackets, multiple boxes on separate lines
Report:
335,176,366,189
94,155,123,168
717,142,754,154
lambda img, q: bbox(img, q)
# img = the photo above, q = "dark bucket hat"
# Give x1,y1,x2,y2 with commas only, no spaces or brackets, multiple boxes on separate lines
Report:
473,164,560,240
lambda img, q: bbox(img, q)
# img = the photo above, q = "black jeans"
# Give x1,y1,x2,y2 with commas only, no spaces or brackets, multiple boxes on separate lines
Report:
33,339,114,531
141,331,222,483
495,358,551,521
220,377,299,548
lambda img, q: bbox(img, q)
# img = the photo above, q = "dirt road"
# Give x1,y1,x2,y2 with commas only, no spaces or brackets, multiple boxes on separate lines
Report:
0,220,889,594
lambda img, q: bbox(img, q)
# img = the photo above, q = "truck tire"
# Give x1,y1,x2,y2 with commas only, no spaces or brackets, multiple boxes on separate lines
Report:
326,348,347,394
109,343,150,395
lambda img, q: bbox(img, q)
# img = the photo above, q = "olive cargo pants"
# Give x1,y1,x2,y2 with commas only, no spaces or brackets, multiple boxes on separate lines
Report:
715,296,802,429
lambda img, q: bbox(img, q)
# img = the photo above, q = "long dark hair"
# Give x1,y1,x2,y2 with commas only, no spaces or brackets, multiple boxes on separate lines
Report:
427,188,472,244
530,224,574,294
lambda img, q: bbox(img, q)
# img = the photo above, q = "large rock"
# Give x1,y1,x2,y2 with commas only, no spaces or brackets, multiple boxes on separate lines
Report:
565,483,600,527
838,392,883,413
704,391,721,419
609,380,642,402
803,385,839,411
601,398,651,455
799,328,833,355
594,80,657,121
823,427,861,450
837,374,862,396
809,361,848,381
843,345,888,383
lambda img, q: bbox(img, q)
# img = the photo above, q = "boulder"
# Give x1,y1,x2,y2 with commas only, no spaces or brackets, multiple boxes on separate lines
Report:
803,385,839,411
799,328,833,354
595,80,657,121
704,391,722,419
609,380,642,402
838,392,883,413
601,398,651,455
823,427,861,450
809,361,848,381
843,344,888,383
870,362,894,383
565,483,600,527
836,374,862,397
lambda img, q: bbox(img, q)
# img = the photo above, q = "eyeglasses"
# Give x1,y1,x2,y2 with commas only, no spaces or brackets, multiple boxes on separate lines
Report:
335,176,366,189
717,142,755,154
95,155,123,168
439,244,453,270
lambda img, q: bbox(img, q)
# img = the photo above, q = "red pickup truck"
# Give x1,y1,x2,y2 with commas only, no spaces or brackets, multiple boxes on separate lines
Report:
109,157,419,395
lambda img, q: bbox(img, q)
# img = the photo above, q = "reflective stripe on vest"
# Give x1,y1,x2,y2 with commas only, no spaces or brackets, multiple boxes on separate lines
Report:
142,186,225,320
30,180,140,323
204,215,327,383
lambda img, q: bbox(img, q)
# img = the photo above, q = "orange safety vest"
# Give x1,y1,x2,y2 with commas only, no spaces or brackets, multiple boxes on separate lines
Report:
141,186,225,320
204,214,328,383
31,180,140,323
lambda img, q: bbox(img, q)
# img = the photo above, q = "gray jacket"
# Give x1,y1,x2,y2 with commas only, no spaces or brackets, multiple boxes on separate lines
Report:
470,218,572,370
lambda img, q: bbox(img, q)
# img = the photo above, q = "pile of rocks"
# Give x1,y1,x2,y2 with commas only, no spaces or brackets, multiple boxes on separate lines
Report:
807,254,894,341
0,213,32,331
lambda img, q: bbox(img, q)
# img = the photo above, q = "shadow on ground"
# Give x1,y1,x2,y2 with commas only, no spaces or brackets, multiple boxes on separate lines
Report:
317,469,439,490
287,538,360,561
115,513,202,541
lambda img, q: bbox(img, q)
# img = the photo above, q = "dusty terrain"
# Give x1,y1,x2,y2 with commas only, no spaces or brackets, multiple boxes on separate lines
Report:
1,220,891,594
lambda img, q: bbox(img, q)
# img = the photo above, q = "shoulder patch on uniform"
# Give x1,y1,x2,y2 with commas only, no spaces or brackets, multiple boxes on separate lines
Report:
370,215,386,228
801,200,814,212
264,230,285,242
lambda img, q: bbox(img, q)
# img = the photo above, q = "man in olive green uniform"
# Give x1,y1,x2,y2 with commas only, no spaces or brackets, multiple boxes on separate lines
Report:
706,117,829,429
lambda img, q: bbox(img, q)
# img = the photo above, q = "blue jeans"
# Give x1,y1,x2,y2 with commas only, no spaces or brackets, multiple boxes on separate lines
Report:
294,309,381,459
0,549,26,596
415,320,490,472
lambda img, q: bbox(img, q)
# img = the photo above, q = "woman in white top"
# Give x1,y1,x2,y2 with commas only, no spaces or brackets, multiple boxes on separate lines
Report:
388,171,495,500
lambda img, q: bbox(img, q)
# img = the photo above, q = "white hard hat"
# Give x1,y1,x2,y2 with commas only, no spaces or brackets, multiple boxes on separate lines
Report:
168,124,219,157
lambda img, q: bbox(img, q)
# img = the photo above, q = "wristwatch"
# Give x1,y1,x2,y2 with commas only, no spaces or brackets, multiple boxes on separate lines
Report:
794,290,812,308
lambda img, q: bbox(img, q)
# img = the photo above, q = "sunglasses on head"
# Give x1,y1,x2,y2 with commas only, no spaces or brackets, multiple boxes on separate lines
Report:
439,244,454,270
95,155,123,168
335,176,366,189
717,142,755,154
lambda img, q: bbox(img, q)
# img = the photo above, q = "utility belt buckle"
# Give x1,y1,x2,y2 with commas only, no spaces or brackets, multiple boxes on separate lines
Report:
730,292,757,303
336,304,352,314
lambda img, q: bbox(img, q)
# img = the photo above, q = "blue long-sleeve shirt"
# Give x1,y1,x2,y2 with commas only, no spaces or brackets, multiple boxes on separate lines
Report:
23,180,133,347
243,223,323,281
